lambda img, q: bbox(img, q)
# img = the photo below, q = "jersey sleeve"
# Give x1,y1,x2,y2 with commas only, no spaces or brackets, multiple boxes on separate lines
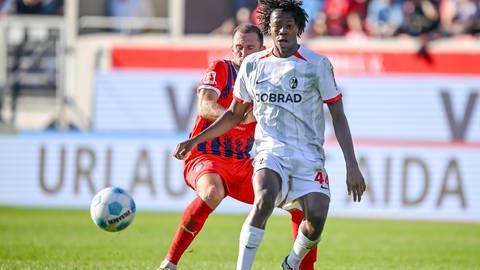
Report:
233,59,252,104
197,60,228,96
318,57,342,104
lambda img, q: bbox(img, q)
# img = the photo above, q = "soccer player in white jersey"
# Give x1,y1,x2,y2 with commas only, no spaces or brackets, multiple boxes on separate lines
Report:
173,0,366,269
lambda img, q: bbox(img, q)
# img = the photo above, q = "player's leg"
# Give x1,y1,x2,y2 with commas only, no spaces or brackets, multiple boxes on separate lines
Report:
237,168,282,270
283,192,330,270
195,173,226,209
159,165,226,270
231,157,318,270
289,209,317,270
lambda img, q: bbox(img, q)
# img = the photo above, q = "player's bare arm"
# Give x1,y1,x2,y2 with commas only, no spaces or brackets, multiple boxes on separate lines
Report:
197,89,225,121
327,99,366,202
198,88,255,124
173,99,251,160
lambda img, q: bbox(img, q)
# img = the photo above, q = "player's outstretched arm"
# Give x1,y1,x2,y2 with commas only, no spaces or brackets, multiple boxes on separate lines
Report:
173,100,250,160
327,99,366,202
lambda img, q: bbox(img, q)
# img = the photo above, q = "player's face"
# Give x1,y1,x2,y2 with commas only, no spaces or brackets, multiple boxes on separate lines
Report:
232,32,262,69
269,9,299,57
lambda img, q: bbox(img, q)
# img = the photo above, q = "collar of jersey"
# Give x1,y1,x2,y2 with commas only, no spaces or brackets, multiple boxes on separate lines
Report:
260,46,307,61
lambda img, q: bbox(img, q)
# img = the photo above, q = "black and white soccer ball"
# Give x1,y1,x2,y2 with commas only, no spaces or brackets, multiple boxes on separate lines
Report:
90,187,136,232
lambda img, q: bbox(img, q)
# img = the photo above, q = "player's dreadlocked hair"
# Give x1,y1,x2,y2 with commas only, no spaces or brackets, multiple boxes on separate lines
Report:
257,0,309,37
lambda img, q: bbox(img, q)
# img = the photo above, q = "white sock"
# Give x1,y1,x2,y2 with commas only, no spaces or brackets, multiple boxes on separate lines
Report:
287,230,320,268
236,223,264,270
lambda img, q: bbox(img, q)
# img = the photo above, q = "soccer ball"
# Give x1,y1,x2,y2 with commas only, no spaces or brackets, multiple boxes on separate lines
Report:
90,187,136,232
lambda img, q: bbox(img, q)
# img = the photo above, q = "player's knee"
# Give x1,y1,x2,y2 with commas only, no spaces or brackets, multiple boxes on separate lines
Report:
197,185,224,209
253,190,276,216
200,187,224,207
304,210,327,237
308,210,327,226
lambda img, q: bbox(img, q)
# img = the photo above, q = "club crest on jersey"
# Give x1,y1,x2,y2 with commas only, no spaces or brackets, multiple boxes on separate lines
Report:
202,71,216,85
289,77,298,89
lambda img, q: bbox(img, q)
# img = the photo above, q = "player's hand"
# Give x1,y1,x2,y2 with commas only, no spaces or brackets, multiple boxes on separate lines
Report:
172,140,194,160
346,166,366,202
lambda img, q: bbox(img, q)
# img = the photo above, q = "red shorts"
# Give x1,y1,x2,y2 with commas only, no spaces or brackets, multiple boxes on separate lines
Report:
184,154,254,204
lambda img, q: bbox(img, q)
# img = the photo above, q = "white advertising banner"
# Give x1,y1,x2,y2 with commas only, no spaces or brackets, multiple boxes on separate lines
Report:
339,76,480,142
94,72,480,143
94,70,201,132
0,134,478,222
0,134,203,211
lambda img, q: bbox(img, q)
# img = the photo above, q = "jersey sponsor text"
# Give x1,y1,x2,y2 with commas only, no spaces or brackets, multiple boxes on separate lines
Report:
255,92,302,103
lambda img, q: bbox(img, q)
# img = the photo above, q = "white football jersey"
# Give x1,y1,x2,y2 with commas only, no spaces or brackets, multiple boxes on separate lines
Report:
233,45,342,162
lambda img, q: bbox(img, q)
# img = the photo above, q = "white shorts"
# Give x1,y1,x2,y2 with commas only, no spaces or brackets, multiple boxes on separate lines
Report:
253,151,331,210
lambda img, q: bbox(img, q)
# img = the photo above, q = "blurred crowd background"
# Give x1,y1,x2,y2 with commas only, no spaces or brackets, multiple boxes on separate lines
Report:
1,0,478,38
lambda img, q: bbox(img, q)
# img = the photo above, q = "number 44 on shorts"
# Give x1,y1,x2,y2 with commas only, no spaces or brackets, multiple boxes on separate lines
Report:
314,171,329,189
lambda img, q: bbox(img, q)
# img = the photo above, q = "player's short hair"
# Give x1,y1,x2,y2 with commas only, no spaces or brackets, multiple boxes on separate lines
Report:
233,23,264,47
257,0,308,37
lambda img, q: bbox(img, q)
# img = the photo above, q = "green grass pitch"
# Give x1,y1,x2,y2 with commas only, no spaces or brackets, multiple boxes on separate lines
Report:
0,207,479,270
